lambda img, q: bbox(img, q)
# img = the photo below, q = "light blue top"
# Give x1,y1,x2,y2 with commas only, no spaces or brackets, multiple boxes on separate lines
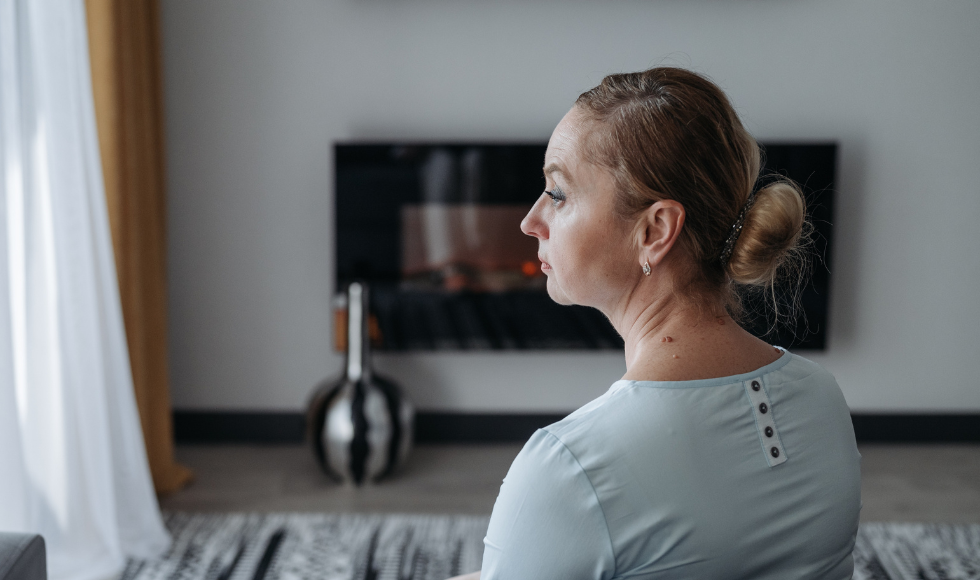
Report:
481,351,861,580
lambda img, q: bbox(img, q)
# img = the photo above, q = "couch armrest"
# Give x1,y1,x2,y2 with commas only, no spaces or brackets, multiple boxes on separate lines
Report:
0,534,46,580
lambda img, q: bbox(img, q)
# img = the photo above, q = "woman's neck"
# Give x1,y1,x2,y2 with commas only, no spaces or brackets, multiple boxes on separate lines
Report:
613,293,781,383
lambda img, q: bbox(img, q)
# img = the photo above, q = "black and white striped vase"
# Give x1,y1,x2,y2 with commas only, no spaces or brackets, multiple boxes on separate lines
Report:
307,282,414,485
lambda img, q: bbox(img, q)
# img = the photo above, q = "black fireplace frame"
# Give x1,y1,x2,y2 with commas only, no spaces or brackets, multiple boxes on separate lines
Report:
335,142,837,351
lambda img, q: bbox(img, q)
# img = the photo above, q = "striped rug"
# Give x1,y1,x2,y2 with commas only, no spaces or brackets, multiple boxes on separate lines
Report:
124,513,980,580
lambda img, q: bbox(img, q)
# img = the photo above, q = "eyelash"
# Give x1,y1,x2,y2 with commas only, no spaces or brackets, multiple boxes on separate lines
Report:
545,186,566,207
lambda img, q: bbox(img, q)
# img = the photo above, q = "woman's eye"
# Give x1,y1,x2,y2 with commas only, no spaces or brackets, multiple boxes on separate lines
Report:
545,186,566,207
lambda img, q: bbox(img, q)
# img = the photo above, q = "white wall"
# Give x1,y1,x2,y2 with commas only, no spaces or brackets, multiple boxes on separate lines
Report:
161,0,980,413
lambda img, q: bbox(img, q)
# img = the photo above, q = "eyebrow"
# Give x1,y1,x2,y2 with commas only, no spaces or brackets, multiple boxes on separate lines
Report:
543,162,573,183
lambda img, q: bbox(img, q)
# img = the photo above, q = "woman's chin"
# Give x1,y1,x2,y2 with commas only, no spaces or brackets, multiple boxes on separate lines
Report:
545,278,575,306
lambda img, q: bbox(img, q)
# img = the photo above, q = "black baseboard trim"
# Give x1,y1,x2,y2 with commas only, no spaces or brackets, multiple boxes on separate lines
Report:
414,412,566,443
173,411,980,445
173,411,306,444
172,411,566,444
850,413,980,443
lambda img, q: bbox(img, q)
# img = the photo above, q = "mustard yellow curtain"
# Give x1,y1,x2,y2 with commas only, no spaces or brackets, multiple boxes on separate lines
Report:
86,0,192,495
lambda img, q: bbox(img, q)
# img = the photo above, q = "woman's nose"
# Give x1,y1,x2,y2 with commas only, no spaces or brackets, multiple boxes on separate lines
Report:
521,197,548,239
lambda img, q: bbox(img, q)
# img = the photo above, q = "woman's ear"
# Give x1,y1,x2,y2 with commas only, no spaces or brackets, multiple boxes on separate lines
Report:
637,200,685,268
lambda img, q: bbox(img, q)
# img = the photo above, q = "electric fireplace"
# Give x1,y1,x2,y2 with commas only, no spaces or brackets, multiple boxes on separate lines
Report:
335,143,836,351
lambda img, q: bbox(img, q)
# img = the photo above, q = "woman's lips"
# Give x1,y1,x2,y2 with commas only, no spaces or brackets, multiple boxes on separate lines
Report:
538,253,551,272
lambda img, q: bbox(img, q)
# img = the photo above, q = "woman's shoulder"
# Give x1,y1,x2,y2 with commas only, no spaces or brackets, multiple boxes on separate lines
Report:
766,352,850,413
538,381,628,448
771,351,838,385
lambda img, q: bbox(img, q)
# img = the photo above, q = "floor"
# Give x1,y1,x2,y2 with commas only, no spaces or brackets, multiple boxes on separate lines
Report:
160,444,980,523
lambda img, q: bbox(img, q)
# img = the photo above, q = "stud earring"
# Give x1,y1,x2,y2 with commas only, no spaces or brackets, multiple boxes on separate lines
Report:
642,261,652,276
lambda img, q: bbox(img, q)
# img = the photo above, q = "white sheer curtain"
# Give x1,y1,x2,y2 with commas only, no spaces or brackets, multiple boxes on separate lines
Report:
0,1,171,579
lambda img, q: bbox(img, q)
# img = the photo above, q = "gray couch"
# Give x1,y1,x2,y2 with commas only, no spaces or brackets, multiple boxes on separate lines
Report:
0,534,45,580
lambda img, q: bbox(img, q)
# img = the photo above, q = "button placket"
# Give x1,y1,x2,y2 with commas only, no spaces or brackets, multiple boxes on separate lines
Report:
744,378,787,467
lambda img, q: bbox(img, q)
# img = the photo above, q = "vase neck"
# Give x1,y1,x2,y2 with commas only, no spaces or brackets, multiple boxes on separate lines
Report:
346,282,371,381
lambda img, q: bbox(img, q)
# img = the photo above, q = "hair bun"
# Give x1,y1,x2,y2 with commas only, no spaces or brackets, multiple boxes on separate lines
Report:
726,180,806,286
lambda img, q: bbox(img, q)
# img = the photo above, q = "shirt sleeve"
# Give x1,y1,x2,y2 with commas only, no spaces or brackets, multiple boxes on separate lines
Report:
481,429,616,580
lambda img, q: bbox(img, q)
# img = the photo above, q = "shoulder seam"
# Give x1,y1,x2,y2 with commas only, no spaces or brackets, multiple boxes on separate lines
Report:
540,429,618,577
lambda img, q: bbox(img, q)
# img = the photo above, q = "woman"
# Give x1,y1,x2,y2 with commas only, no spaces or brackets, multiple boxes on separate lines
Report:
453,67,861,580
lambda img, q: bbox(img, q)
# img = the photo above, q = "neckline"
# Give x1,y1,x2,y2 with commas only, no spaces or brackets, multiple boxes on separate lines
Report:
610,349,793,391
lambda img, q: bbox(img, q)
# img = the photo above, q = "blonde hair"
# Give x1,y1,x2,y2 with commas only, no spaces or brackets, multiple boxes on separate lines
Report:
575,67,808,317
